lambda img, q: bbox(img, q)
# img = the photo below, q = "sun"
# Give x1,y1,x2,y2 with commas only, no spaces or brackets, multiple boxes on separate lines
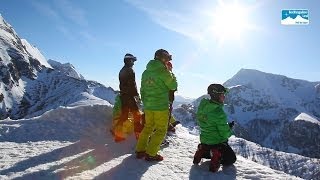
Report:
210,0,255,45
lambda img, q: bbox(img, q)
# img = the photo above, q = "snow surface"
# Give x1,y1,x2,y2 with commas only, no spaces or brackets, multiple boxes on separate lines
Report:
0,104,302,180
21,39,52,68
294,112,320,125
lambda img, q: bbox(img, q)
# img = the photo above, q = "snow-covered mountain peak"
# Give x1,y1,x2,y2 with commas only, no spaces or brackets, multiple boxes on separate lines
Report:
48,59,84,80
21,39,52,68
225,68,313,92
224,68,318,117
181,69,320,158
294,112,320,125
0,15,117,119
0,14,5,25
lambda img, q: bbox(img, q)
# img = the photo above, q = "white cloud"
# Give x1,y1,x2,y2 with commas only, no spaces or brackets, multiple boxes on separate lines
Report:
125,0,260,46
56,25,76,40
54,0,89,27
125,0,214,41
31,1,61,22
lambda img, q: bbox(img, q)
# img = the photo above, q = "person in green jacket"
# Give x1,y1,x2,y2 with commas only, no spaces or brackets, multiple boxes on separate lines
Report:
193,84,236,172
135,49,178,161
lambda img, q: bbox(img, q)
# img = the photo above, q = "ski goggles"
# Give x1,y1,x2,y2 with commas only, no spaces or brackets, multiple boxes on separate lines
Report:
211,88,229,94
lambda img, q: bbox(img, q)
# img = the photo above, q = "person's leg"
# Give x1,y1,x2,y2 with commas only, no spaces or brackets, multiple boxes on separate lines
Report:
193,143,212,164
133,110,143,139
209,148,222,172
145,110,169,157
119,95,130,125
127,97,143,139
220,143,237,166
135,110,155,154
193,144,205,164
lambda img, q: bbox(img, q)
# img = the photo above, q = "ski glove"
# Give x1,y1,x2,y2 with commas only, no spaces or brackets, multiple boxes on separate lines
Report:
0,93,3,102
228,121,235,129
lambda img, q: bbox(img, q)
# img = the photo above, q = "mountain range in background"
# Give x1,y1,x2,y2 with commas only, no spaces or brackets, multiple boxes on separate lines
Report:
0,15,117,119
175,68,320,159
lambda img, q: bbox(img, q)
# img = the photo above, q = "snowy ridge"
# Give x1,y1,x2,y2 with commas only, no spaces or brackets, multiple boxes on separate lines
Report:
173,95,195,108
229,137,320,180
294,112,320,125
21,39,52,68
175,69,319,158
0,15,117,119
222,69,320,158
0,104,302,179
48,59,84,80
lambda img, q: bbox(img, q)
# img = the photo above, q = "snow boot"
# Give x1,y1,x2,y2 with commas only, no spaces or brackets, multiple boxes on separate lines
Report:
136,151,146,159
167,125,176,133
209,148,222,172
160,139,170,148
114,135,126,143
171,121,180,127
145,154,164,161
193,144,205,165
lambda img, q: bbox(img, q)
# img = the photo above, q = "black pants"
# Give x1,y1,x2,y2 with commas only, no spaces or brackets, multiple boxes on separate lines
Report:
119,94,140,131
200,142,236,166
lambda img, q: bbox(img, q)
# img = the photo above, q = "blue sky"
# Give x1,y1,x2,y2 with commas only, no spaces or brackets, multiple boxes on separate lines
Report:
0,0,319,98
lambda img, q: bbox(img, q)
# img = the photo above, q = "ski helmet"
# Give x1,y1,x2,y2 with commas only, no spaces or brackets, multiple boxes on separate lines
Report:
207,84,228,95
154,49,172,61
124,53,137,64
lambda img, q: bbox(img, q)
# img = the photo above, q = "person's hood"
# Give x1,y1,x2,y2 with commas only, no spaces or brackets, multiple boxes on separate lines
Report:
145,59,165,71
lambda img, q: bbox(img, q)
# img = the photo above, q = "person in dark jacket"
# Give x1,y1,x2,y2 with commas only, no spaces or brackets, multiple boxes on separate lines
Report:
118,53,141,139
193,84,236,172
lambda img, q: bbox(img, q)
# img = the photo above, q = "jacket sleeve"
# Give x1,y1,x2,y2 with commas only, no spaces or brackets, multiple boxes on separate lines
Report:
159,69,177,91
129,69,139,96
211,108,232,140
140,72,146,103
196,99,207,123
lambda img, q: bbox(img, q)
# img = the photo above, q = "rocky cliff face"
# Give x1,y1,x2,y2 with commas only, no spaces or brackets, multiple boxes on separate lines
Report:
0,15,116,120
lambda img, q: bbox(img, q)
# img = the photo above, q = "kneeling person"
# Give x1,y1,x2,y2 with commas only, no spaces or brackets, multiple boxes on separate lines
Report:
193,84,236,172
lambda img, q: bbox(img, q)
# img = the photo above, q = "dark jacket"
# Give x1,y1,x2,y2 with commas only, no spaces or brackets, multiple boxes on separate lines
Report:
119,65,139,96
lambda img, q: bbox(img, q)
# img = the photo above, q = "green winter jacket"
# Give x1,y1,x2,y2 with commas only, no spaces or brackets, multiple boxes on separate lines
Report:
197,98,232,145
141,60,177,111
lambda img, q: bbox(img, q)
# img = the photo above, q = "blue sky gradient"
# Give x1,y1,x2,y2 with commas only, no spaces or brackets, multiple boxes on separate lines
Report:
1,0,319,98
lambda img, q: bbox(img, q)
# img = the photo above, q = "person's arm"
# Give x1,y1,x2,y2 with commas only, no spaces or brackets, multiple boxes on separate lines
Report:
210,108,232,139
127,69,139,96
119,68,139,96
159,69,177,91
0,93,3,102
196,99,207,123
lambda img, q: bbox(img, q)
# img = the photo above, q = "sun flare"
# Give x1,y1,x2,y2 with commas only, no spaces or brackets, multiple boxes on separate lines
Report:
211,0,254,45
